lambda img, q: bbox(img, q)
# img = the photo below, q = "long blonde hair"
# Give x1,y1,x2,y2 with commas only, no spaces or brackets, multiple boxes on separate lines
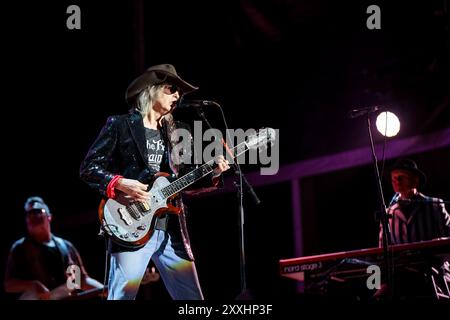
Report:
134,84,165,117
134,84,179,170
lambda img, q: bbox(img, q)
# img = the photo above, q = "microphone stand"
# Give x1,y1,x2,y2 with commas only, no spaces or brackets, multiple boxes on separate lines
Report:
194,105,260,299
366,114,394,300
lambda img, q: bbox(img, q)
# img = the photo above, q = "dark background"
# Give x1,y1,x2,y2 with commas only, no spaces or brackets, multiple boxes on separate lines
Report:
2,0,449,300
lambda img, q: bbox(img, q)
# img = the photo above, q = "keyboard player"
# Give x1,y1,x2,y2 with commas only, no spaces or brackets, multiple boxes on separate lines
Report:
377,159,450,300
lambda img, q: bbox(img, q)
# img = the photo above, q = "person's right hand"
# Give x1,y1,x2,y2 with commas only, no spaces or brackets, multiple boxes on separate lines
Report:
115,178,149,202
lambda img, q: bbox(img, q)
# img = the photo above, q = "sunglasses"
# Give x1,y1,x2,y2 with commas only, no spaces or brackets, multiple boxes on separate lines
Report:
27,212,49,224
164,84,179,94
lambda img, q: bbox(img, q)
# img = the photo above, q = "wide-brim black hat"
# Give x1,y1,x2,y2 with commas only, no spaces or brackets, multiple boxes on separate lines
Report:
389,158,426,187
125,64,198,104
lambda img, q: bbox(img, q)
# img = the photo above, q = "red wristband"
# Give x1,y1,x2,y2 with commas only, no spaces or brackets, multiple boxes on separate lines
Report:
106,175,123,199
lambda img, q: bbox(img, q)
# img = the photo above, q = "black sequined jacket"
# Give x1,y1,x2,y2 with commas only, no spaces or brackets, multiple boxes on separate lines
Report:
80,110,221,260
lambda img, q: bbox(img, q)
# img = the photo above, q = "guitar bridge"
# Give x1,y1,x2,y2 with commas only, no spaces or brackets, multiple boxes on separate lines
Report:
118,207,133,225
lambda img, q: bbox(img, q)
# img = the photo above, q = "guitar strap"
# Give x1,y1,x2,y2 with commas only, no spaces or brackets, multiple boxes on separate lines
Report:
161,114,180,175
53,236,75,267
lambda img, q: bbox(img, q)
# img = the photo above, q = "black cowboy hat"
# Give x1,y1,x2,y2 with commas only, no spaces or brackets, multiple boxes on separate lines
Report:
125,64,198,103
389,158,426,187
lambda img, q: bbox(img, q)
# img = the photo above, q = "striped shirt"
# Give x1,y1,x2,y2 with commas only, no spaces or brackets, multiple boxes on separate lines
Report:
379,192,450,246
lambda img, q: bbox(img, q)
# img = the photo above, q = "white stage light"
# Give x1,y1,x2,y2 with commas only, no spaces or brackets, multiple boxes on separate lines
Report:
376,111,400,137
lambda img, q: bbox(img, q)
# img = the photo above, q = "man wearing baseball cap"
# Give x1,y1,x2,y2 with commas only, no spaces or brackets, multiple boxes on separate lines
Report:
4,196,103,300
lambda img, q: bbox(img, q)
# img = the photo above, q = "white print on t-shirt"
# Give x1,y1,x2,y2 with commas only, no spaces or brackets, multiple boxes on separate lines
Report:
146,139,165,152
148,153,162,164
147,138,165,169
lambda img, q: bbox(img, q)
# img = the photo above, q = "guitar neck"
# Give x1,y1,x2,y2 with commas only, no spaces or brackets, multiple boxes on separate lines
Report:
160,140,250,198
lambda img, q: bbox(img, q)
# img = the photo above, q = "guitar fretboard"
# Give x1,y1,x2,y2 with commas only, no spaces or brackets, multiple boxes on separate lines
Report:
160,162,215,198
160,139,252,198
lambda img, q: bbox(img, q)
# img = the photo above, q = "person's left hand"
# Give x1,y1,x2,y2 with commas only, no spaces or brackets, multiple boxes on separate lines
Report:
213,155,230,177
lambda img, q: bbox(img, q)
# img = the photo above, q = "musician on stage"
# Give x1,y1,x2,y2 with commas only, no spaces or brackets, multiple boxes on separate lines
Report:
4,196,103,300
80,64,230,300
377,158,450,300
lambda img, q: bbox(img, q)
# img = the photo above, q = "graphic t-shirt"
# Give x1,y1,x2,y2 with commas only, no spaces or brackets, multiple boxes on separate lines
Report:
145,128,166,172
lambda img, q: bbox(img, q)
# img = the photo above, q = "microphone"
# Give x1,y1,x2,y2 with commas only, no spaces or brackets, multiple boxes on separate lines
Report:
388,192,400,207
348,105,382,119
177,99,220,109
